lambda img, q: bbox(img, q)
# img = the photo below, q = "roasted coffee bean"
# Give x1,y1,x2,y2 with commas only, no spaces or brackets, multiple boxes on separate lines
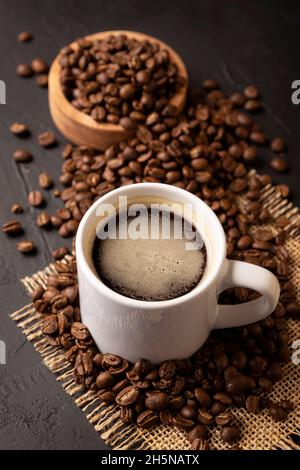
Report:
195,388,212,408
13,149,33,163
136,410,159,429
102,353,123,369
179,405,198,421
28,190,44,207
36,212,51,228
119,117,136,130
10,203,24,214
271,138,285,153
220,426,241,443
169,395,186,410
226,374,248,394
270,157,288,173
31,58,49,74
244,99,261,111
39,172,53,189
97,390,115,403
145,391,169,411
210,401,227,416
172,415,195,429
159,360,176,379
267,403,288,422
159,409,173,425
191,439,210,450
116,386,140,406
112,379,129,395
132,358,150,376
71,322,90,340
52,246,69,260
245,395,260,413
42,314,58,335
2,220,23,235
215,412,233,426
96,371,114,390
120,407,134,424
36,74,48,88
231,350,247,370
10,122,29,136
213,392,232,405
31,285,44,302
16,240,36,254
197,409,214,425
16,63,33,77
38,131,56,148
244,85,259,99
17,31,33,42
187,424,208,442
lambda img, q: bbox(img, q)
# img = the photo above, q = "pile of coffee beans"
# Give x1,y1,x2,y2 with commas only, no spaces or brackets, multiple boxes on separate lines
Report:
31,252,296,450
59,34,186,129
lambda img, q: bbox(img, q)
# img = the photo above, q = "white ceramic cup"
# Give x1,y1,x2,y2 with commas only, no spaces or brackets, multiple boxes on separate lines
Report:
76,183,280,364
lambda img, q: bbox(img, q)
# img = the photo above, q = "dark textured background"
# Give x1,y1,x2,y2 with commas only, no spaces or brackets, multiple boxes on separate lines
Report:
0,0,299,450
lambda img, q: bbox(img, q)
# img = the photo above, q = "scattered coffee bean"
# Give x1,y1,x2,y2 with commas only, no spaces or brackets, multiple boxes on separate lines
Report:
31,285,44,302
28,190,44,207
245,395,260,413
244,85,259,99
39,172,53,189
145,391,169,411
16,239,36,254
38,131,57,148
2,220,23,235
16,63,33,77
17,31,33,43
220,426,241,443
215,412,232,426
36,212,51,228
31,58,49,74
271,138,285,153
10,203,24,214
136,410,159,429
191,439,210,450
9,122,29,136
13,149,32,163
270,157,288,173
36,74,48,88
267,403,287,422
52,246,70,260
203,79,219,90
187,424,208,442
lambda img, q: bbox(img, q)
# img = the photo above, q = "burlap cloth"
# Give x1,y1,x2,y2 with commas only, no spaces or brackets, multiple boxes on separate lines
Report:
11,181,300,450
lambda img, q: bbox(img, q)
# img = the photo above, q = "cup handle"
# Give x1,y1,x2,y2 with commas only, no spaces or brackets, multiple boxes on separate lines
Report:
214,259,280,329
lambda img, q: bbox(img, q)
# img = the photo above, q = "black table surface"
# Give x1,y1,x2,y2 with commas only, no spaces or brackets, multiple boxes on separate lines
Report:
0,0,299,450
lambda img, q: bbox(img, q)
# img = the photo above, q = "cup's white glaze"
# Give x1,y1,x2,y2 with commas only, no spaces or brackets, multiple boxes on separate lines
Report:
76,183,280,363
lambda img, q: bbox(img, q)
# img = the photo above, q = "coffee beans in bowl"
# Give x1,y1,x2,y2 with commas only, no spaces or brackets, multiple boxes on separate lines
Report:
48,30,188,149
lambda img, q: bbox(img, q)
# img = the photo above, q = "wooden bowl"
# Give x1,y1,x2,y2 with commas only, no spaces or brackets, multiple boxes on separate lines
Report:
48,30,188,150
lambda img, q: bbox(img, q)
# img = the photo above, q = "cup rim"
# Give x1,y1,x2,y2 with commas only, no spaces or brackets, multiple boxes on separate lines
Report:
75,183,226,309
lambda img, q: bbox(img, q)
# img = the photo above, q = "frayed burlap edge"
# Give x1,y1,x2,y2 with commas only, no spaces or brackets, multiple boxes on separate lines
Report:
11,180,300,450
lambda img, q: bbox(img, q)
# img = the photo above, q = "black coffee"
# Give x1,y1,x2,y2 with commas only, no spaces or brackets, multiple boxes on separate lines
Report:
92,209,206,301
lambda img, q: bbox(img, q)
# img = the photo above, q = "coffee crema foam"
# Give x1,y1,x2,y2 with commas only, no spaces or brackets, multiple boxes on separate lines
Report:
92,210,206,301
